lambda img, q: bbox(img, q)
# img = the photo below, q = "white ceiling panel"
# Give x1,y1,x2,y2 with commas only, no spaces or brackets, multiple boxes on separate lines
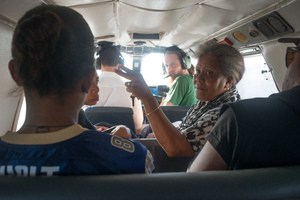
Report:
0,0,297,50
53,0,111,7
72,2,117,42
163,4,246,48
120,0,204,10
116,1,195,45
0,0,42,22
205,0,282,14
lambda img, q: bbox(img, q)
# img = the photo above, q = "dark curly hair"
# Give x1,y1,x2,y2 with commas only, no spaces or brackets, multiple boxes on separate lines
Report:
97,45,123,68
11,5,95,97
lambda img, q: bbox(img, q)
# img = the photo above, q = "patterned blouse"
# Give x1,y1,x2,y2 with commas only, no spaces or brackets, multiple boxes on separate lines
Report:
178,87,240,153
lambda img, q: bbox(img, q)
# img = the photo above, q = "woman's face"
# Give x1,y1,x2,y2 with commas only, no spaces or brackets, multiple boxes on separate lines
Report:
193,54,231,102
84,74,100,106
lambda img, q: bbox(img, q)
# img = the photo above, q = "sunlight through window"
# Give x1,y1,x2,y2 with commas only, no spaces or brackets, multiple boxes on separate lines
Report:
141,53,168,86
236,54,278,99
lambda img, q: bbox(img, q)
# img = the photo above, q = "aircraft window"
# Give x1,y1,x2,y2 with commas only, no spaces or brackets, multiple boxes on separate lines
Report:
236,54,279,99
141,53,168,86
16,98,26,131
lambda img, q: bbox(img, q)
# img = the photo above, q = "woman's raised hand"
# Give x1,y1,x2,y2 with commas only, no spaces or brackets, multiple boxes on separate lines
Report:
114,65,153,101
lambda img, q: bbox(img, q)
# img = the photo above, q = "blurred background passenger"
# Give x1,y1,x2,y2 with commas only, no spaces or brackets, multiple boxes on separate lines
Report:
1,5,153,176
161,46,197,106
83,71,100,108
115,41,245,157
95,43,143,134
78,72,132,138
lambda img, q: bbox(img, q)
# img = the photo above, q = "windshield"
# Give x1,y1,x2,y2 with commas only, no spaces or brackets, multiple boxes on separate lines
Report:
141,53,168,86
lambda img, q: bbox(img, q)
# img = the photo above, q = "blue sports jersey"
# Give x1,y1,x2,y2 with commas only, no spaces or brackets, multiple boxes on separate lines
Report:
0,125,153,176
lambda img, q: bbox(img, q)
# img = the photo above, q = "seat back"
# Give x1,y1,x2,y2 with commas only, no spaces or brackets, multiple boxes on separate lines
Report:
135,138,193,173
160,106,191,122
85,106,136,135
2,166,300,200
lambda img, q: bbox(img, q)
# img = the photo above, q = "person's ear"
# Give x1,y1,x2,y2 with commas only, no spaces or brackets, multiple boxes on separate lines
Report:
81,69,95,93
225,76,233,89
8,60,22,86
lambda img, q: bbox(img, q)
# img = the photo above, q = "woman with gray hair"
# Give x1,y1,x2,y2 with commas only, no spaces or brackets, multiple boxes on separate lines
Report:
115,40,245,157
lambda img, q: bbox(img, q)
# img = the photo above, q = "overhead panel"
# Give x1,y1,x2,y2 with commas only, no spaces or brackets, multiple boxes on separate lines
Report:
252,12,293,38
205,0,281,14
163,4,246,49
117,1,195,46
213,0,299,49
187,0,294,50
0,0,294,51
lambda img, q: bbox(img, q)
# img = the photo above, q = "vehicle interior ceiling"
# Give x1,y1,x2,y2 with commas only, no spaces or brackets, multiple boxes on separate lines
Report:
1,0,300,135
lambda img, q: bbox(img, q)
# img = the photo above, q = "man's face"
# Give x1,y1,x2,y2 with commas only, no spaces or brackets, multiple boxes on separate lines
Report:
164,53,184,79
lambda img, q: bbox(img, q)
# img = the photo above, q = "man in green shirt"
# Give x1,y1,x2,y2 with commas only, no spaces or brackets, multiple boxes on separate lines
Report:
161,46,197,106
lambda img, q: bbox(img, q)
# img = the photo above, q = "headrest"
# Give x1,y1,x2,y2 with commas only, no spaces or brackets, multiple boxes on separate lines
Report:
278,38,300,46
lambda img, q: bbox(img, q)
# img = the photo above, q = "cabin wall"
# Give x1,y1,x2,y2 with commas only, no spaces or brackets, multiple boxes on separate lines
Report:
261,41,287,92
261,32,300,92
0,23,20,135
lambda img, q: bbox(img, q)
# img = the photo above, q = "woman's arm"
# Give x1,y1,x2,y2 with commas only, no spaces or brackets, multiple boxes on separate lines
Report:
114,66,195,157
143,96,195,157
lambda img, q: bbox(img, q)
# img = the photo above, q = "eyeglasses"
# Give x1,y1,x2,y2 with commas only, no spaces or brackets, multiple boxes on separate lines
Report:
285,47,300,68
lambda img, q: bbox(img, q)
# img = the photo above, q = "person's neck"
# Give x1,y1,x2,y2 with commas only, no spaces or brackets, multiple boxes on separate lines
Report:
182,69,189,75
18,93,81,133
170,70,188,81
168,73,183,87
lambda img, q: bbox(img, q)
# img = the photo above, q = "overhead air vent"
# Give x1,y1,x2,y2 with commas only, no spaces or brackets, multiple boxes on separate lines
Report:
134,41,146,45
252,12,293,38
128,32,164,40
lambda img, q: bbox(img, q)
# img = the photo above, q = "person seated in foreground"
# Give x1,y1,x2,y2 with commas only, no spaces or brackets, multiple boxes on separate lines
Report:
188,38,300,172
160,46,198,106
1,4,153,176
115,40,245,157
95,43,143,134
78,72,132,138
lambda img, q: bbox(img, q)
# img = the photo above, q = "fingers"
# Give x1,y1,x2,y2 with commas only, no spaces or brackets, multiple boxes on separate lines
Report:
125,81,135,94
113,66,129,79
118,65,134,74
125,81,131,87
116,64,122,69
95,126,108,132
114,65,142,81
125,81,136,87
146,133,156,138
